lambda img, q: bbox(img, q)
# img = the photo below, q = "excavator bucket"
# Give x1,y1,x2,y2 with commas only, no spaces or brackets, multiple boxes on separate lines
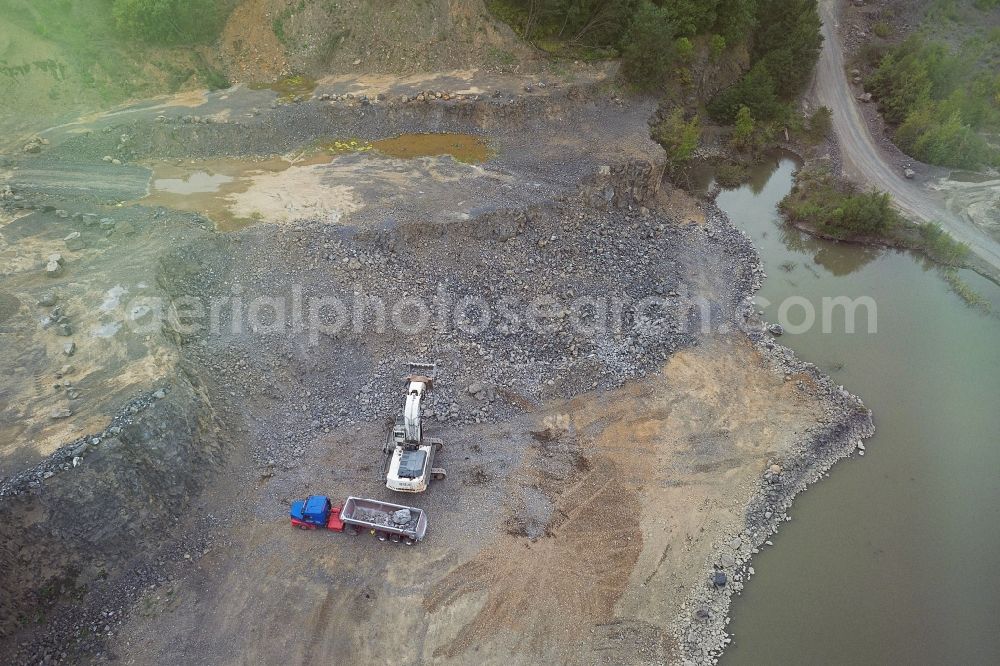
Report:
406,361,436,386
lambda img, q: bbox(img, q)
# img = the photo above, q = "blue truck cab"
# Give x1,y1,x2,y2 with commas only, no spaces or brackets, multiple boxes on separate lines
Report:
289,495,344,531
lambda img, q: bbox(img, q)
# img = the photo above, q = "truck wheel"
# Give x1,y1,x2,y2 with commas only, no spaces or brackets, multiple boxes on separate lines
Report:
403,538,414,546
377,532,387,542
298,524,311,530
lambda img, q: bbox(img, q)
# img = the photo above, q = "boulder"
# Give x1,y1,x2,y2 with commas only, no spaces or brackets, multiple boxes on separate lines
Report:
64,231,86,251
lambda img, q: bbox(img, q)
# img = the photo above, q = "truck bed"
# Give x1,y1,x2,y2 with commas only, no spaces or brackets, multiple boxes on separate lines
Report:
339,496,428,541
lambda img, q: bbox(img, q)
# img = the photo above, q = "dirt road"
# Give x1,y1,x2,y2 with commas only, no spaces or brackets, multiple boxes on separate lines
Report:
815,0,1000,280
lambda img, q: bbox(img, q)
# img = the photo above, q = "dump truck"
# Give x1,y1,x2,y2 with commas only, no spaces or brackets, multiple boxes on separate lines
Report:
289,494,428,544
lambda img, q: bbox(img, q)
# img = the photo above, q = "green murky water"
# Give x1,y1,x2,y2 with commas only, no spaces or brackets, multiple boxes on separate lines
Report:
715,156,1000,664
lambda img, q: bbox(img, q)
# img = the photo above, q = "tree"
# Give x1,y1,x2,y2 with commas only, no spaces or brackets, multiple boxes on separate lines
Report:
708,61,781,122
713,0,757,44
865,52,932,124
909,110,993,168
497,0,638,47
807,106,832,140
709,34,727,59
620,1,677,89
707,0,819,121
752,0,822,97
675,36,695,62
838,190,896,235
661,0,719,37
731,105,754,150
653,107,701,173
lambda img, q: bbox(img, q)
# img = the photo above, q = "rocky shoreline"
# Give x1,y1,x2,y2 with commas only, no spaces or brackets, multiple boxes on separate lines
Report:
672,200,875,664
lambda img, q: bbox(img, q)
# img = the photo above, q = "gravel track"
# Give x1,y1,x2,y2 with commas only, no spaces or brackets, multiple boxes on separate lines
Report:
815,0,1000,280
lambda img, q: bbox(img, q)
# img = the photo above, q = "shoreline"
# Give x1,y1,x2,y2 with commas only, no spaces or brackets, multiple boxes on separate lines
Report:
700,141,1000,289
672,199,875,664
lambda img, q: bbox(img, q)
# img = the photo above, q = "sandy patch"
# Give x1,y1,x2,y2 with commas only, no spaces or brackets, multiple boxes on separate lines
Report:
227,163,362,225
930,174,1000,241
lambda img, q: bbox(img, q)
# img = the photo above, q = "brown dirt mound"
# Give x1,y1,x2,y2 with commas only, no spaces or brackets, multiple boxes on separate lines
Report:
220,0,539,84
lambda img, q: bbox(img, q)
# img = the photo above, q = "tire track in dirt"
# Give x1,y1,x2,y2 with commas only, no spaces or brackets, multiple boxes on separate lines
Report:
423,458,642,659
303,587,334,664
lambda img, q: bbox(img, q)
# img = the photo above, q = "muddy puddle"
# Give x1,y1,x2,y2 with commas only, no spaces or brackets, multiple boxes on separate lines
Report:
140,134,491,230
153,171,234,195
142,157,298,231
372,133,491,163
249,74,317,101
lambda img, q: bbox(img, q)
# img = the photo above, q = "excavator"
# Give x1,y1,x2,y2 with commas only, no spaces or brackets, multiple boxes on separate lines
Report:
380,362,446,493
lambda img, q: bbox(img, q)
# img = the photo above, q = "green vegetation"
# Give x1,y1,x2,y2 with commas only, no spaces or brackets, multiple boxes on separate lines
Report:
488,0,827,172
112,0,232,45
708,0,822,123
620,1,677,89
780,166,901,238
805,106,832,142
873,21,892,39
864,29,1000,168
781,167,980,274
0,0,235,134
940,268,992,311
730,105,754,151
487,0,812,103
651,107,701,173
484,0,637,58
917,222,971,265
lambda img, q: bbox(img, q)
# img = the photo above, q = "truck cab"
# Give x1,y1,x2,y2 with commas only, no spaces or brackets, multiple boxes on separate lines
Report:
289,495,344,531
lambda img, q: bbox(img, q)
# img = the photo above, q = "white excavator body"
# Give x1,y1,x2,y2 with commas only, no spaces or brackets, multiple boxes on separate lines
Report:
384,362,446,493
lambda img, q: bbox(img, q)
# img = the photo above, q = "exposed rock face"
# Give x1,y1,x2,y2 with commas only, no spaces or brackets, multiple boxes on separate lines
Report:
0,370,229,638
579,160,664,210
